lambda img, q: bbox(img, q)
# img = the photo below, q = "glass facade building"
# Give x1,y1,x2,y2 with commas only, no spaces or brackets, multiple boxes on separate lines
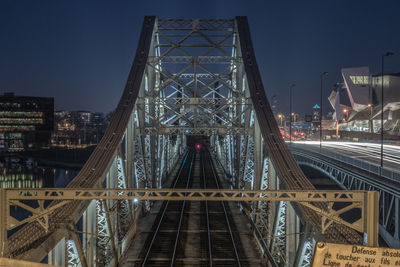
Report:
329,67,400,135
0,93,54,150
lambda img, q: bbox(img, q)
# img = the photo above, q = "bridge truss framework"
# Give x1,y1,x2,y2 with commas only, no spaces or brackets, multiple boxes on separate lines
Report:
0,17,380,267
293,149,400,248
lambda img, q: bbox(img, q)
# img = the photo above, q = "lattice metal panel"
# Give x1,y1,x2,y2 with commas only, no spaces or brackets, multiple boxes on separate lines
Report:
116,157,131,239
243,135,255,184
297,239,315,267
254,157,271,237
133,136,148,185
270,201,287,266
95,200,112,265
135,18,253,136
66,240,81,267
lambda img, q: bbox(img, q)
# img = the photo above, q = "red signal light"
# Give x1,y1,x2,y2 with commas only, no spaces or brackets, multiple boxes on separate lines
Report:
195,144,201,150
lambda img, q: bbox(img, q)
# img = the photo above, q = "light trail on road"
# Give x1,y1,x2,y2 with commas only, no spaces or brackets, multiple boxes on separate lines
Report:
292,141,400,171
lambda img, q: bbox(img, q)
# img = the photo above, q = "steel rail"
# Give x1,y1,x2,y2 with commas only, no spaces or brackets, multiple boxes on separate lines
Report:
170,151,195,266
140,151,191,267
207,150,241,267
201,151,213,267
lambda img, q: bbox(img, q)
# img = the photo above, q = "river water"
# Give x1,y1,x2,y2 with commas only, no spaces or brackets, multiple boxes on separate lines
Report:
0,157,79,189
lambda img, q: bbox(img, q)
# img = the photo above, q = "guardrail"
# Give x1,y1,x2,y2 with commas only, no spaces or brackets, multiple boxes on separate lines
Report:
290,143,400,182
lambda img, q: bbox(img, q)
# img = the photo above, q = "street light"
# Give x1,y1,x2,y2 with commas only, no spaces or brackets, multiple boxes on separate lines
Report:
289,84,296,145
278,114,284,127
368,103,373,133
381,51,394,173
333,83,340,139
343,109,348,121
320,72,328,151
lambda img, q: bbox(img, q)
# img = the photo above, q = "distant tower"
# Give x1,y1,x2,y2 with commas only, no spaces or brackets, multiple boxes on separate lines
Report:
312,104,320,122
312,104,320,130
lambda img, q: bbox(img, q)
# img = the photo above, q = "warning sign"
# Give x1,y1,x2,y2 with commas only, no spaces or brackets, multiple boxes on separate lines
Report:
312,242,400,267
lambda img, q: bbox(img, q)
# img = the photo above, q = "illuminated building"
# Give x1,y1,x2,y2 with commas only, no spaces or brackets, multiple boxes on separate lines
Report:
311,104,320,131
329,67,400,135
53,110,107,145
0,93,54,150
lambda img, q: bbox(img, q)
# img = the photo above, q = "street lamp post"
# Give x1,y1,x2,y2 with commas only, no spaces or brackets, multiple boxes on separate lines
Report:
368,103,373,133
289,84,296,145
278,114,283,127
381,52,394,173
320,72,328,151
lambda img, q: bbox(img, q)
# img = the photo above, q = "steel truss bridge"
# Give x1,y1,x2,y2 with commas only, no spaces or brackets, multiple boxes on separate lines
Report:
0,17,379,266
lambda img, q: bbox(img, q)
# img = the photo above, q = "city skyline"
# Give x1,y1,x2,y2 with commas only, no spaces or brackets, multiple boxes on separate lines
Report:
1,0,399,115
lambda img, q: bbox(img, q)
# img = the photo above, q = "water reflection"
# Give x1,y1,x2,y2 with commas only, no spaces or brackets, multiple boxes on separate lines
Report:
0,156,78,188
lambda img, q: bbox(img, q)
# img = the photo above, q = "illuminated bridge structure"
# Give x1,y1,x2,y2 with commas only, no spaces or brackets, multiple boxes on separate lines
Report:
291,144,400,249
0,17,379,266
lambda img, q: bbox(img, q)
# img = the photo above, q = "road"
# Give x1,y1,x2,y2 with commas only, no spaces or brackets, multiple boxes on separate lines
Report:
291,141,400,172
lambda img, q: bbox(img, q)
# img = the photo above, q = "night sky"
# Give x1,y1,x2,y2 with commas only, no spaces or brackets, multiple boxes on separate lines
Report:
1,0,399,117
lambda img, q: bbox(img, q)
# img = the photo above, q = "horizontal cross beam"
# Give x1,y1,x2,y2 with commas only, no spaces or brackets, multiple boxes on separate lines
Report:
140,127,252,135
5,189,365,202
0,189,378,257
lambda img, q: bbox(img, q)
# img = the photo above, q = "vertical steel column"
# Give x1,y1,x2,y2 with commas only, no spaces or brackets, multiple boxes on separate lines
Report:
48,238,65,266
365,191,379,246
253,119,263,190
396,197,399,241
116,156,131,240
125,114,135,188
286,203,299,266
270,200,287,265
82,200,96,266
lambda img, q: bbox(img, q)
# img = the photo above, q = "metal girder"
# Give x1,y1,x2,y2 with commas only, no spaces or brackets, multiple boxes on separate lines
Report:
140,127,250,135
0,188,377,245
3,189,366,202
157,18,234,31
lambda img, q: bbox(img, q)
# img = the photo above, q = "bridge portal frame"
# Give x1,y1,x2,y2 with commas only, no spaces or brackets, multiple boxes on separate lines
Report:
2,16,375,266
0,188,378,260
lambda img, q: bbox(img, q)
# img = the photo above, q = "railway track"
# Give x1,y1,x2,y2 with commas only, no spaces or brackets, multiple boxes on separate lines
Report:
124,149,264,266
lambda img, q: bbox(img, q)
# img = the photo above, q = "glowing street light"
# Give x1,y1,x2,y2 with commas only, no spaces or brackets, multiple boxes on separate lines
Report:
278,114,284,127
